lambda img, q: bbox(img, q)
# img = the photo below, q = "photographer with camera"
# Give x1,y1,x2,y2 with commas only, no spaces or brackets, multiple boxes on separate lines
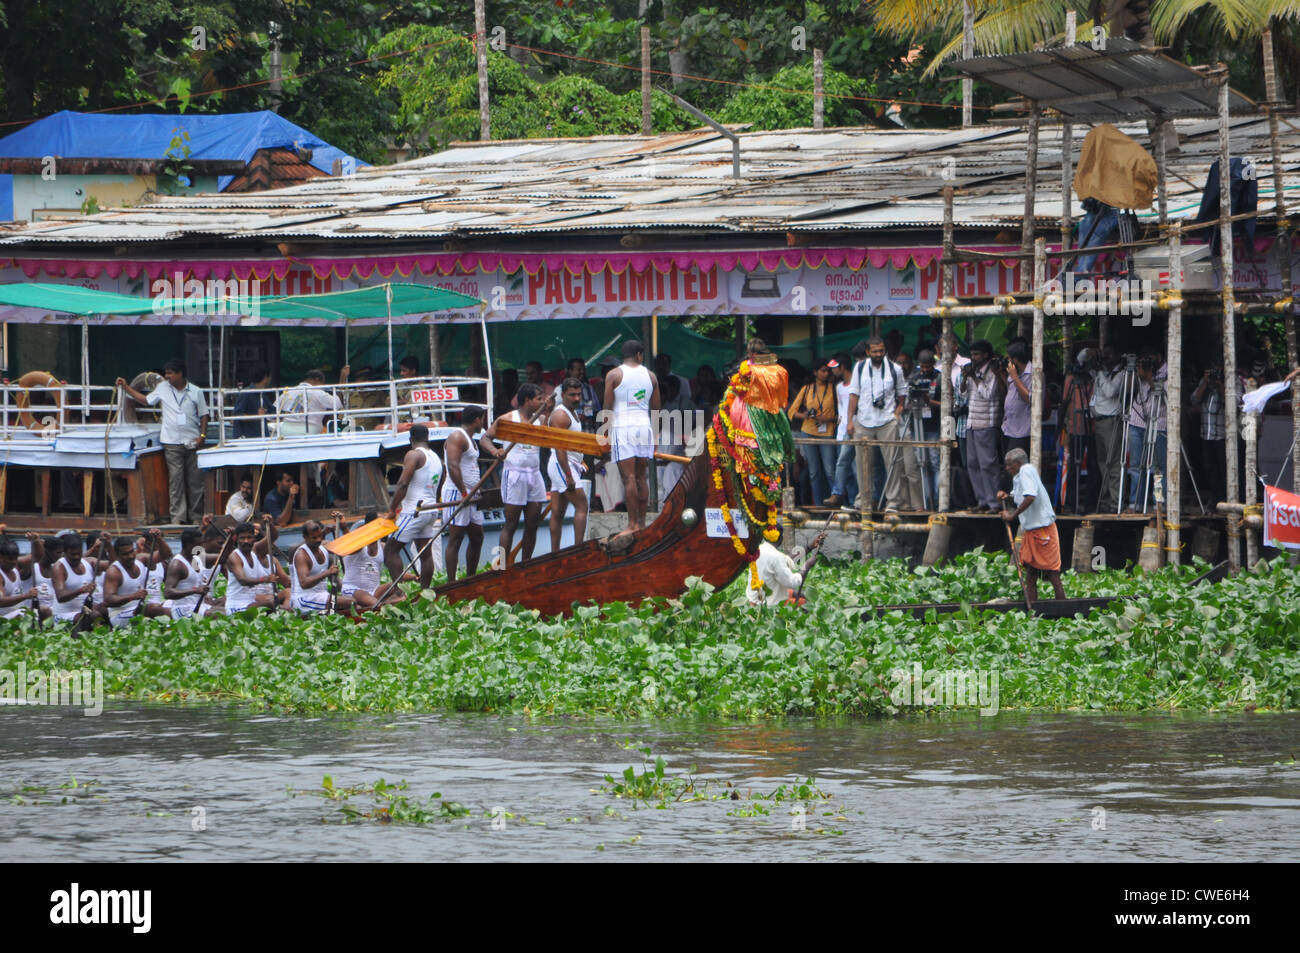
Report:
788,359,838,506
1088,345,1127,513
999,341,1033,458
117,358,209,524
960,340,1006,512
1192,364,1227,505
846,336,914,514
909,349,943,507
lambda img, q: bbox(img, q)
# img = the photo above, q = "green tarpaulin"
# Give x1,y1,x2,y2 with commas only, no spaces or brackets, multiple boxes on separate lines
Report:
0,281,482,319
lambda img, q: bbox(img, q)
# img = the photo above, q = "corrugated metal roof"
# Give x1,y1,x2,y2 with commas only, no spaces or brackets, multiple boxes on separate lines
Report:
950,38,1255,121
0,112,1294,248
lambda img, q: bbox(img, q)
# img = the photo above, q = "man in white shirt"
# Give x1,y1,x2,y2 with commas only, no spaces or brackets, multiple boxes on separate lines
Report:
276,367,349,434
117,358,209,524
997,448,1065,601
845,336,911,514
225,475,256,522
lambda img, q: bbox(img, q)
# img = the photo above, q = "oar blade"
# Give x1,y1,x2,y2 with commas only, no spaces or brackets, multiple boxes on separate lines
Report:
327,517,398,555
494,420,608,456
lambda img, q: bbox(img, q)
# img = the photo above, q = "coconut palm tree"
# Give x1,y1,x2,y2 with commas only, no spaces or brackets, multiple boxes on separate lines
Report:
867,0,1298,74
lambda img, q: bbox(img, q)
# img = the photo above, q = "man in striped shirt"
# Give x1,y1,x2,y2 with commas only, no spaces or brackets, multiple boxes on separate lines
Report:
960,340,1005,512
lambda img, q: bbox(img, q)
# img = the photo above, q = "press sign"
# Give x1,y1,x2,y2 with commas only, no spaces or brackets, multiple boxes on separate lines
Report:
409,387,459,403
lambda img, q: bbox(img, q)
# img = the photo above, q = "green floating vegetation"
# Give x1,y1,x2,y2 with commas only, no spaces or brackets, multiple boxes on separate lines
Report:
1,552,1297,717
599,747,845,833
294,776,471,824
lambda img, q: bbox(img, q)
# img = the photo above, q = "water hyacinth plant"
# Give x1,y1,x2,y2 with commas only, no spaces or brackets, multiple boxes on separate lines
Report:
1,552,1296,717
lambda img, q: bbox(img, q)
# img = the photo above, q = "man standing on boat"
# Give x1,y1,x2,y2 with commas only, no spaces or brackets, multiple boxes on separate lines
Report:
489,384,550,567
602,340,660,534
117,358,209,524
385,423,443,589
845,336,909,515
547,379,590,553
997,448,1065,601
566,357,601,431
441,406,500,582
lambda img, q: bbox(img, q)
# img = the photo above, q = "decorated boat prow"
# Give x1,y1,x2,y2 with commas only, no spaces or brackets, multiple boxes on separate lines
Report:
435,347,794,615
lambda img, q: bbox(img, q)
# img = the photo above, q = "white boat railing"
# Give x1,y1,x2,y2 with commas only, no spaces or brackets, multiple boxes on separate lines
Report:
0,382,125,440
0,375,490,446
211,375,491,445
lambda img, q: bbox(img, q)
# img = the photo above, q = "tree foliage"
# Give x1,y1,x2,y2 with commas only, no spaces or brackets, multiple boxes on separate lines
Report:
0,0,1289,166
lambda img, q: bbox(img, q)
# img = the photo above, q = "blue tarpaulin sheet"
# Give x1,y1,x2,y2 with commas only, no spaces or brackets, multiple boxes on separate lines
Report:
0,110,365,191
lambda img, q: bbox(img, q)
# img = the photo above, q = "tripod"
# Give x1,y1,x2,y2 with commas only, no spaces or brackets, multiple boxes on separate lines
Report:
1060,374,1093,514
1131,380,1207,516
1115,355,1139,514
1136,381,1165,514
905,391,930,511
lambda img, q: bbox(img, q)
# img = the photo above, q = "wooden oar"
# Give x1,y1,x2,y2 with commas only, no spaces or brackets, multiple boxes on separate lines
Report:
327,499,471,557
493,419,690,464
191,528,235,615
326,517,398,556
1001,499,1033,611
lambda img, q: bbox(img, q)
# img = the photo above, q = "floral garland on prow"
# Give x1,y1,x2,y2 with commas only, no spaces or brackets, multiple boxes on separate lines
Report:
707,355,795,591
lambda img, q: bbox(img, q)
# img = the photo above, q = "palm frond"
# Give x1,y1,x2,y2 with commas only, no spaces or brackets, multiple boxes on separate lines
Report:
917,0,1081,77
867,0,981,39
1150,0,1272,40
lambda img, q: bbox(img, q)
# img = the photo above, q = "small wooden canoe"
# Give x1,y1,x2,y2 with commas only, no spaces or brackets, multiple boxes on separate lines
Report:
866,560,1230,620
434,451,761,616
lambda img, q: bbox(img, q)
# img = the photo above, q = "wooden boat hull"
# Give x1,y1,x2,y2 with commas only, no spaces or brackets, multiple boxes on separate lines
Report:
434,452,757,616
869,596,1122,620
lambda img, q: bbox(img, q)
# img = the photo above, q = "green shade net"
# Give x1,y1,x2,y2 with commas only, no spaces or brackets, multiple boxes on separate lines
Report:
0,281,482,319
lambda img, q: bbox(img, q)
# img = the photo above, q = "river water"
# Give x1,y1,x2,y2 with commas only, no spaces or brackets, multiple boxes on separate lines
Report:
1,705,1296,861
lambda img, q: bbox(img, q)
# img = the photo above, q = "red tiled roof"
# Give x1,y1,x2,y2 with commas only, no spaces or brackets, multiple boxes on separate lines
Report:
224,147,329,192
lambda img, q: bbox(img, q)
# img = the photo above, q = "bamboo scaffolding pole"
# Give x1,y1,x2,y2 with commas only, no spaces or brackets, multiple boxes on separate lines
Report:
1264,26,1299,493
1219,78,1242,572
1061,12,1077,367
1018,107,1041,336
1166,222,1184,565
475,0,489,140
813,48,824,130
939,185,955,514
1030,237,1045,474
962,1,974,129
